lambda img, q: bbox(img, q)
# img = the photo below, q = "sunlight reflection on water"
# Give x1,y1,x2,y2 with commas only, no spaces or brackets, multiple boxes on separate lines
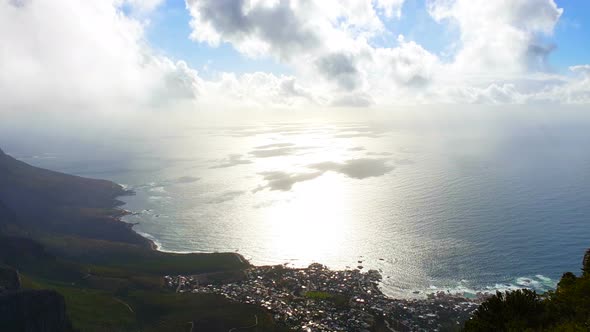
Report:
11,115,590,298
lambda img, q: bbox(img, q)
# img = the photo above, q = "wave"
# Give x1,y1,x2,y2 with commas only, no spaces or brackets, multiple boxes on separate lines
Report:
381,274,558,299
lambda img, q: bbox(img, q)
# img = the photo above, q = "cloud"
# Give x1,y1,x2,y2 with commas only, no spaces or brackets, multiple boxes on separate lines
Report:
2,0,587,112
0,0,201,112
376,0,405,18
186,0,322,60
315,53,362,91
331,93,375,108
570,65,590,77
427,0,563,74
373,36,439,87
124,0,165,13
200,72,317,108
526,66,590,104
186,0,432,100
184,0,589,106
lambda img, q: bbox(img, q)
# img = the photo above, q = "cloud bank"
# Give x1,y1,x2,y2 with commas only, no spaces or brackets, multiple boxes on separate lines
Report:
1,0,588,113
0,0,202,112
186,0,589,106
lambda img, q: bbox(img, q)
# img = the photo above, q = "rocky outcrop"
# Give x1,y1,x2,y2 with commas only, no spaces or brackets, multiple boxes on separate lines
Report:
0,289,74,332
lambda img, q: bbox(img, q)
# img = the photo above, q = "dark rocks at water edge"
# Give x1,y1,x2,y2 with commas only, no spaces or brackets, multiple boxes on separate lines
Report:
166,263,480,331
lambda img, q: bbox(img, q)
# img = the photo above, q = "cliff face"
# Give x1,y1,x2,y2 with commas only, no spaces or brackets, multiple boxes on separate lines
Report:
0,289,73,332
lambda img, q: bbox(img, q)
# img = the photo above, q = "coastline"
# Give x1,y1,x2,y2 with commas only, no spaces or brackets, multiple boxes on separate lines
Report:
113,186,250,265
112,185,479,302
113,189,554,301
112,186,558,303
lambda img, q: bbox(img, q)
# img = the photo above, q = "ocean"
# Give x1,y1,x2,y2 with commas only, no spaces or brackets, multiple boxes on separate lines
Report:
4,109,590,297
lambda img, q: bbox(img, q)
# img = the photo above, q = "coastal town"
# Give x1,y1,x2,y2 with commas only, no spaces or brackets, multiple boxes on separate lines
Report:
165,263,483,331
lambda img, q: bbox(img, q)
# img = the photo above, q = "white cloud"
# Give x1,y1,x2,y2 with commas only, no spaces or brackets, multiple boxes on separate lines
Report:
0,0,199,112
186,0,389,61
200,72,319,109
427,0,563,74
186,0,443,105
373,36,439,87
570,65,590,77
1,0,587,112
122,0,165,13
375,0,405,18
184,0,589,106
529,66,590,104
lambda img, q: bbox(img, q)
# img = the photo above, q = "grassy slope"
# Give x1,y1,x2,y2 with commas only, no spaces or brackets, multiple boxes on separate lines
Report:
11,250,284,332
1,230,285,332
0,149,288,331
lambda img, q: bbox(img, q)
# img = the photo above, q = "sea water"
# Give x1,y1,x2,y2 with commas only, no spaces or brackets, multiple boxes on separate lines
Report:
5,109,590,298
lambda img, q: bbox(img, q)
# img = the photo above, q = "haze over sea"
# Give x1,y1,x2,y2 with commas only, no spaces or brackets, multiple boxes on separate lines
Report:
3,108,590,298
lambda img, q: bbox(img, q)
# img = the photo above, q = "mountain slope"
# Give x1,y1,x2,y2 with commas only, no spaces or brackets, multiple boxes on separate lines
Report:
0,148,149,245
0,199,19,235
0,148,125,216
0,147,280,332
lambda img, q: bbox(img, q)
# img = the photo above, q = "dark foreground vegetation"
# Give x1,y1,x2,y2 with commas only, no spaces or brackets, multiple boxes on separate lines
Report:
463,249,590,331
0,147,286,332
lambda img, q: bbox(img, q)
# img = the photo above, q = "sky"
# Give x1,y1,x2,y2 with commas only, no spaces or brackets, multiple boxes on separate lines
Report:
1,0,589,114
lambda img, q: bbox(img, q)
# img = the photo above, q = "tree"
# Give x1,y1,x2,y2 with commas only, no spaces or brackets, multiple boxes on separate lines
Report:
464,249,590,331
464,289,546,331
